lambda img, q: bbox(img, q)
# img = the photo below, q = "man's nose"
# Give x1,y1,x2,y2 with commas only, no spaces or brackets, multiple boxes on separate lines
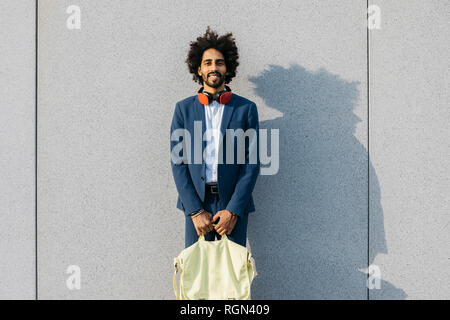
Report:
210,63,219,72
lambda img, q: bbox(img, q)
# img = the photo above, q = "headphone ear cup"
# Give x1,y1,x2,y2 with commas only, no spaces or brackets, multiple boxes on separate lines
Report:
198,87,213,105
219,91,232,105
197,92,210,105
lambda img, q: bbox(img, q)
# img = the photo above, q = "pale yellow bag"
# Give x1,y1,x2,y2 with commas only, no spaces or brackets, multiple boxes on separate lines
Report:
173,233,257,300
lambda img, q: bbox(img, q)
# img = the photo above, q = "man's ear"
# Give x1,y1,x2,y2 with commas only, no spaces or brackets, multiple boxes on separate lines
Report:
197,66,202,77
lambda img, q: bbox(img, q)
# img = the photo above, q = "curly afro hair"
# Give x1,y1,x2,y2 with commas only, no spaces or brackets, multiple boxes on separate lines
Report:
186,26,239,85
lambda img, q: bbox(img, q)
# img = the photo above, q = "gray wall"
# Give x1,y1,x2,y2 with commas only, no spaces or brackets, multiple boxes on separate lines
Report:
0,0,36,300
369,0,450,299
1,0,448,299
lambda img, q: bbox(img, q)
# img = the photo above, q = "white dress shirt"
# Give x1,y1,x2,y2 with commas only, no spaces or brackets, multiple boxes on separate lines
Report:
204,99,225,184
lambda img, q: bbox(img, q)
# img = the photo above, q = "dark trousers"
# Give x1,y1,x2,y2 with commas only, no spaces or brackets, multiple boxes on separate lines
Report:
185,191,249,248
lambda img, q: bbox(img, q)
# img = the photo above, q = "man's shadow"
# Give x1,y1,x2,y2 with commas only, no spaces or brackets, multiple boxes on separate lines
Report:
247,64,407,299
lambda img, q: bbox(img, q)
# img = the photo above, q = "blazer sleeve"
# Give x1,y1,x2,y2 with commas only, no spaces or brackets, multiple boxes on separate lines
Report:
226,102,261,218
170,102,204,217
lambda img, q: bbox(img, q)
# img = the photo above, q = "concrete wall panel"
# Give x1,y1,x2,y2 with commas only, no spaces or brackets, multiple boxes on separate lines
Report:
369,0,450,299
0,0,36,300
38,0,368,299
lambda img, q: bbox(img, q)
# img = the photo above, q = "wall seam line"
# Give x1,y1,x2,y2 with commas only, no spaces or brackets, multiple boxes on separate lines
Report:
35,0,38,301
366,0,370,301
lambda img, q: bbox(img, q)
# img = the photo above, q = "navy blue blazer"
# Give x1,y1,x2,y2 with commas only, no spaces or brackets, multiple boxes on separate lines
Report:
170,92,260,218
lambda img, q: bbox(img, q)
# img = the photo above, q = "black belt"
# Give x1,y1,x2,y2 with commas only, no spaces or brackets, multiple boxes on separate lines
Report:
205,183,219,194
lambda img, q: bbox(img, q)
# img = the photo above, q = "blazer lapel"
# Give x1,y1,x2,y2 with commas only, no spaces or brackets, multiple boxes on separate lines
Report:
193,97,207,161
219,94,235,149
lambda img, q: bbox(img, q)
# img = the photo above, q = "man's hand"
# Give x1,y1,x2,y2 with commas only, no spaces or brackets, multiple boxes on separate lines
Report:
192,211,214,236
212,210,238,236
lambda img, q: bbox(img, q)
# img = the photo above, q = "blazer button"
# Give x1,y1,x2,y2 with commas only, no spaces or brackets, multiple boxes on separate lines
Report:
201,177,205,181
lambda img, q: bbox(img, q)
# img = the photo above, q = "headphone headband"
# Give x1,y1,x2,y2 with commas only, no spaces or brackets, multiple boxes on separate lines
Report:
197,85,232,105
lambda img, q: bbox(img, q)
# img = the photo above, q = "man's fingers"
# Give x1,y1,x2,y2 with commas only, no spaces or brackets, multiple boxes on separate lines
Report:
195,211,235,237
204,219,213,232
212,213,220,223
216,226,225,235
202,223,213,234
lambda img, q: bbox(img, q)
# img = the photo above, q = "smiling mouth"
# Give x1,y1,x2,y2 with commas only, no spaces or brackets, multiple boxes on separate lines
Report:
208,74,220,80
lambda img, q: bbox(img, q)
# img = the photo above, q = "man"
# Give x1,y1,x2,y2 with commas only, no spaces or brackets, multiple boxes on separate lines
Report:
170,27,260,248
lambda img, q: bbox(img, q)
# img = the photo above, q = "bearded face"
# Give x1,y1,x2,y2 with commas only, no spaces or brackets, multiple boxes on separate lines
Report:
197,48,227,90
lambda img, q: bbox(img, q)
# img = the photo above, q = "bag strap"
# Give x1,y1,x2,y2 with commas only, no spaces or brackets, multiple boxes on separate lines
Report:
173,258,181,300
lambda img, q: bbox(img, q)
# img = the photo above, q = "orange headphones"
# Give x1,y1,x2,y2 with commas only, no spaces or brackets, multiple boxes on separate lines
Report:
197,85,232,106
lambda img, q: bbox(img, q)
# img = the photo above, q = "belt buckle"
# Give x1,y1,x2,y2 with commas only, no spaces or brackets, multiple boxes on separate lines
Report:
209,184,219,194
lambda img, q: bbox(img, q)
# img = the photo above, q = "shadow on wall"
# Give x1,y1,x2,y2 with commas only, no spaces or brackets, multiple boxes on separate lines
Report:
247,64,407,299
